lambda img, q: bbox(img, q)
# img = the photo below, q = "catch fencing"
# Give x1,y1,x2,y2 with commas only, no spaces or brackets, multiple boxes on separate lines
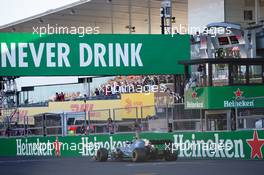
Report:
0,104,202,137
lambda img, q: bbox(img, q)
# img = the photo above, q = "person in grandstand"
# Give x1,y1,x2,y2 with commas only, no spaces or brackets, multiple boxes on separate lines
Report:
107,117,114,134
134,121,141,139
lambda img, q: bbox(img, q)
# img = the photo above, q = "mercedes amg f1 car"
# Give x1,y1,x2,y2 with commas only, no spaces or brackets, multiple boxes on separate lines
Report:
95,139,178,162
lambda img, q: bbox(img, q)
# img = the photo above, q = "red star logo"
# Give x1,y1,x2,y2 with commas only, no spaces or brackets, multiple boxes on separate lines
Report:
192,91,197,99
234,88,243,99
246,130,264,159
53,137,62,156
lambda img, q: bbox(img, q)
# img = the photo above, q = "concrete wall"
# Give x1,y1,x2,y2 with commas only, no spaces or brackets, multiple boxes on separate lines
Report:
0,130,262,159
188,0,225,34
188,0,264,30
225,0,264,27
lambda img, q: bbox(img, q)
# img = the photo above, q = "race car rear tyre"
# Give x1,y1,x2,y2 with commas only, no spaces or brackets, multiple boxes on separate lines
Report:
96,148,108,162
164,150,178,161
132,148,146,162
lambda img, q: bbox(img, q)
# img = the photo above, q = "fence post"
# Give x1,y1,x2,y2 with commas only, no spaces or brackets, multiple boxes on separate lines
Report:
200,109,203,131
113,109,116,133
61,112,64,136
140,106,143,123
26,116,29,137
108,109,114,132
205,112,208,131
84,111,87,134
64,112,67,136
171,104,175,131
136,107,138,122
23,115,26,137
108,109,111,119
140,106,143,130
85,110,91,135
42,114,45,137
235,108,238,130
166,104,169,130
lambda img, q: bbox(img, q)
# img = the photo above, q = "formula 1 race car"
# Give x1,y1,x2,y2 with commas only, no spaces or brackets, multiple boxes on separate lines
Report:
95,139,178,162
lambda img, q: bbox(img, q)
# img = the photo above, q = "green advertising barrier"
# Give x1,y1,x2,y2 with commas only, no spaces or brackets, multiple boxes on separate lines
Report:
0,130,263,160
0,33,190,76
185,85,264,109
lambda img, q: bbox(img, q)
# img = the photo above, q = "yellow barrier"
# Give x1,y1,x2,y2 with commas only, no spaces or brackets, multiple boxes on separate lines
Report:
1,93,155,124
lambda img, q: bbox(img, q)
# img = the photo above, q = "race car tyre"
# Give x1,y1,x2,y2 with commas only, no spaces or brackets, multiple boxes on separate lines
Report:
145,146,158,160
132,148,146,162
164,150,178,161
96,148,108,162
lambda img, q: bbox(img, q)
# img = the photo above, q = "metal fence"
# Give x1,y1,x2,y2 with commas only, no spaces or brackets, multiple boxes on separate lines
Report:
237,108,264,130
0,104,203,138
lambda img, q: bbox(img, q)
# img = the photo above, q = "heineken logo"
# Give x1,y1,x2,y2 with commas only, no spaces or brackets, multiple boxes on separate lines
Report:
224,88,254,108
234,88,243,99
16,139,53,156
186,89,204,108
172,133,245,158
191,91,197,99
16,136,128,157
12,131,264,160
246,130,264,159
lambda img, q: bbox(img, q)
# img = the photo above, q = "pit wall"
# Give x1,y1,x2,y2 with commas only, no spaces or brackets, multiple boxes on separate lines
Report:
0,130,263,160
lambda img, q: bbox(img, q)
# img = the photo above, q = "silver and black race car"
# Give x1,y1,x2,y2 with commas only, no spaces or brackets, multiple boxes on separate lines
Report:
95,138,178,162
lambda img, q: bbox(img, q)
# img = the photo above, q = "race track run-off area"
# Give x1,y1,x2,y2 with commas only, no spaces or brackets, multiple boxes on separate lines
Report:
0,157,263,175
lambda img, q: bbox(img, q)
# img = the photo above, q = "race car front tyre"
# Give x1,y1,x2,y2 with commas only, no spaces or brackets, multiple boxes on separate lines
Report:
132,148,146,162
96,148,108,162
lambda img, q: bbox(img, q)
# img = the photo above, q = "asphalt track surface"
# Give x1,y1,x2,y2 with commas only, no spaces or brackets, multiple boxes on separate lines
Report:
0,157,263,175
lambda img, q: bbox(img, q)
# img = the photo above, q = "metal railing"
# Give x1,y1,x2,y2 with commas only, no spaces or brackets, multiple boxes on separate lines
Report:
237,108,264,130
0,104,205,138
